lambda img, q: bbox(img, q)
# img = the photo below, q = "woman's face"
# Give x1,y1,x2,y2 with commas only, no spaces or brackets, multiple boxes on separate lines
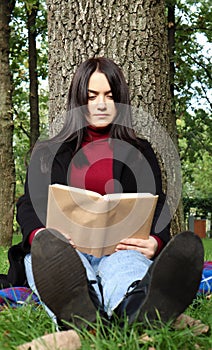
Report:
86,71,117,128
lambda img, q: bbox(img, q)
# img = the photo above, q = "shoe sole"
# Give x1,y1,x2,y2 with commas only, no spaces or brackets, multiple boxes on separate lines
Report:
137,231,204,324
31,229,97,328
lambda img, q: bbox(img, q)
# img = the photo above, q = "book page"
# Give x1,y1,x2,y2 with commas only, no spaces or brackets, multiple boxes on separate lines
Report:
52,184,102,199
104,192,155,200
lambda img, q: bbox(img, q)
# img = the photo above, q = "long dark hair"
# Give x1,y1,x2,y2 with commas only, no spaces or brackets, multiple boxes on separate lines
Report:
34,57,139,169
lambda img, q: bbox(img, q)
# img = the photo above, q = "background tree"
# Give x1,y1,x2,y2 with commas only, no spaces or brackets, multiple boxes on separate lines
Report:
10,0,48,200
26,0,40,149
46,0,182,234
0,0,48,241
0,0,16,246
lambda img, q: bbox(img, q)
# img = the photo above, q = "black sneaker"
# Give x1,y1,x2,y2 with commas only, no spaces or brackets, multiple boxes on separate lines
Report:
31,229,98,329
137,231,204,324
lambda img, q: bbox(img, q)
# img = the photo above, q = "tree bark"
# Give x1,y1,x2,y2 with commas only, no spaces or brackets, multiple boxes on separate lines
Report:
0,0,16,246
26,0,40,149
46,0,184,234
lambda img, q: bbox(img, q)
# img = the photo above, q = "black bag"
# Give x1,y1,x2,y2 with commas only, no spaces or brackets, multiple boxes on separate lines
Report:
0,243,28,288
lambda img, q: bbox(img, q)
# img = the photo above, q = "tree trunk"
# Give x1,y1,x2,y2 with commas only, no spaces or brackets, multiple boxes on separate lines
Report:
0,0,16,246
46,0,184,234
26,1,40,149
167,1,185,232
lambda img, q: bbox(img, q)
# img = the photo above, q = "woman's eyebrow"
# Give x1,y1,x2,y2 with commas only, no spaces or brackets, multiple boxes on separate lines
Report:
88,89,112,94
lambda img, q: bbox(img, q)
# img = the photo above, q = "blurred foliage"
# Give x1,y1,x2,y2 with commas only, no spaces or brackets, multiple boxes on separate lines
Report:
183,197,212,218
173,0,212,215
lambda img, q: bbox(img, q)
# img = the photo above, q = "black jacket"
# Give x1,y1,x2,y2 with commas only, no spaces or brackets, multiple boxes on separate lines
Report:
1,137,171,288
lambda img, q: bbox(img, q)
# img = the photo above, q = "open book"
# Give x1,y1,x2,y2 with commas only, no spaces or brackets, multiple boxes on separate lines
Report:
46,184,158,257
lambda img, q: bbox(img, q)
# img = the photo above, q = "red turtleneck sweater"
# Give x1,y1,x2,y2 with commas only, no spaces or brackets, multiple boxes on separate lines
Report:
70,126,114,195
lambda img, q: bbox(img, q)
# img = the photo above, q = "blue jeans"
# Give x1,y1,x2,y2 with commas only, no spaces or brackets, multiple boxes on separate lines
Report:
24,249,152,318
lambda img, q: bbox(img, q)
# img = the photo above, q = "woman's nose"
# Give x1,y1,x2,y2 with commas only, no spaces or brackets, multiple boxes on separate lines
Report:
97,95,107,110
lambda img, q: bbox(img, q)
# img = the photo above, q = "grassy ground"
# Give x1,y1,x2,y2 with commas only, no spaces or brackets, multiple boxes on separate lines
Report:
0,236,211,349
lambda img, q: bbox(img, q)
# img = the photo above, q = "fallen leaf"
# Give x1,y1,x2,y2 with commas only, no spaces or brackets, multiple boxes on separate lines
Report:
173,314,209,335
17,329,81,350
139,333,154,344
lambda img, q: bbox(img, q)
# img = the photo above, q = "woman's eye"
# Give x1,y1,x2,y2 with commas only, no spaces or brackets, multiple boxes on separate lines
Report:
107,95,113,100
88,95,96,100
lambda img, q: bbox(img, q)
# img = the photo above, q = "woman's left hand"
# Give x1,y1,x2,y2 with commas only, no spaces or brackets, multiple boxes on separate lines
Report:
115,236,158,259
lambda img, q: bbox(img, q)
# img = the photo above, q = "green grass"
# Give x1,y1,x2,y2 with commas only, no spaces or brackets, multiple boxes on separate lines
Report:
0,236,211,349
203,238,212,261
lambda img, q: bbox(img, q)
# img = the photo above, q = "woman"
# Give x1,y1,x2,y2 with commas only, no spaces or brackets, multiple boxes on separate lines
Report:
9,58,204,328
